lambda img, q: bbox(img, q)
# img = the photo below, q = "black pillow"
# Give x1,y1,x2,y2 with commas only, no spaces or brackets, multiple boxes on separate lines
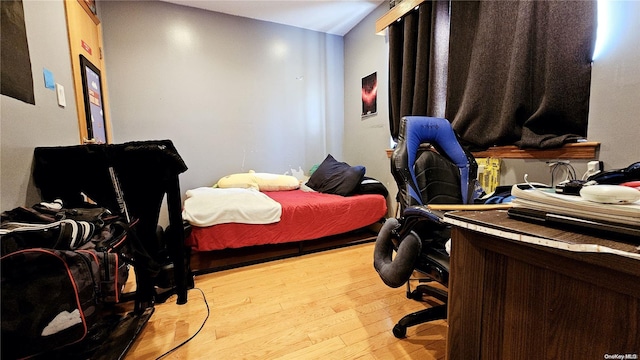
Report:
307,154,366,196
357,176,389,197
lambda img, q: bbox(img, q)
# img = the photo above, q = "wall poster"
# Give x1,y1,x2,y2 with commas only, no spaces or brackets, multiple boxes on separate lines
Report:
361,72,377,118
1,0,35,104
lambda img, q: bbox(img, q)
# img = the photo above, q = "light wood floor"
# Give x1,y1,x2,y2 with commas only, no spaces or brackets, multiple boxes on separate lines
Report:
124,243,447,360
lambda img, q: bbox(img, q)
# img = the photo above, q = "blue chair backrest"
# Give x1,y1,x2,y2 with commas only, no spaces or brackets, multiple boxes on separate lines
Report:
396,116,475,205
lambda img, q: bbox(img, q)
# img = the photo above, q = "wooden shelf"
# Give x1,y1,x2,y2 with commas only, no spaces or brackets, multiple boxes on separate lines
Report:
471,141,600,159
386,142,600,160
375,0,427,34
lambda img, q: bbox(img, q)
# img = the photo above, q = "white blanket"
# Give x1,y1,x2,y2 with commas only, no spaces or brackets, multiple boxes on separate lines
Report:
182,187,282,227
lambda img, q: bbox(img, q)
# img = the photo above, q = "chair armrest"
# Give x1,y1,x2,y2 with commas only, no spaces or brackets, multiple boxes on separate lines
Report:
403,206,445,224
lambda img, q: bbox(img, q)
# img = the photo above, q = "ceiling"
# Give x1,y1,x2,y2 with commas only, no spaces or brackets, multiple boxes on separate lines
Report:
160,0,385,36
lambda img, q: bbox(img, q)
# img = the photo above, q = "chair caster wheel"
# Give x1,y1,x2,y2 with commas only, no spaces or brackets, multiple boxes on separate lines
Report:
393,324,407,338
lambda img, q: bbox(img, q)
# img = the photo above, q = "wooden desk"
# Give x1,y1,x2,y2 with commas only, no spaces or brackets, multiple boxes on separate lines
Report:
444,210,640,360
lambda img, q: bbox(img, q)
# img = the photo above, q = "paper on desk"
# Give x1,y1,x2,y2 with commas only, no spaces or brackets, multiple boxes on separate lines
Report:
511,185,640,225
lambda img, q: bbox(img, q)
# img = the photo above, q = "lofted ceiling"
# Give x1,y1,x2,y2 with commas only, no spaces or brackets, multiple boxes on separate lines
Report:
160,0,385,36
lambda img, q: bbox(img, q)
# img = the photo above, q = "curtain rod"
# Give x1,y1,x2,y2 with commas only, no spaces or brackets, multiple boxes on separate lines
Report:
375,0,427,34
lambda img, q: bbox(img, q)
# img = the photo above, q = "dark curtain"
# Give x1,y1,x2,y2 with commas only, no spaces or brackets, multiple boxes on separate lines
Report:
388,1,450,141
445,1,597,150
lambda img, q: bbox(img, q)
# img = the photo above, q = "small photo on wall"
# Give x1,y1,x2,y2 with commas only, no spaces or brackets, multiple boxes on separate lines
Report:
361,72,377,118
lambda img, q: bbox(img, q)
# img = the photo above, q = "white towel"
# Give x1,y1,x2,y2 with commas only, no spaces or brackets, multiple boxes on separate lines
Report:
182,187,282,227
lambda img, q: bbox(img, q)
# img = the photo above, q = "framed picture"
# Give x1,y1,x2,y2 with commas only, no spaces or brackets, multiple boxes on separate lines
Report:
79,55,108,144
361,72,377,118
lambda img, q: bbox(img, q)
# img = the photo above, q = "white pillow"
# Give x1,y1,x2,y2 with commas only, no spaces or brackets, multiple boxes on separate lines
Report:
216,170,300,191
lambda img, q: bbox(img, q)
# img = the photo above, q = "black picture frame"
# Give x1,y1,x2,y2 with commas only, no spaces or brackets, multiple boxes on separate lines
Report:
79,54,108,143
361,72,377,118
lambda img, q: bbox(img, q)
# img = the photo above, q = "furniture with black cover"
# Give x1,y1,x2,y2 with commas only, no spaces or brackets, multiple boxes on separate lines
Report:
33,140,191,309
374,116,477,338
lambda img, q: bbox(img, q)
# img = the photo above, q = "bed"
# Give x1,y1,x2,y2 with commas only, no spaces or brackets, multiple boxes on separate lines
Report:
183,155,388,274
186,189,387,252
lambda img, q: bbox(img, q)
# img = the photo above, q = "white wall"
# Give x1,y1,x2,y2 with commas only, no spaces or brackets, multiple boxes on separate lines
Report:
587,0,640,169
99,1,345,194
343,4,396,212
0,0,79,211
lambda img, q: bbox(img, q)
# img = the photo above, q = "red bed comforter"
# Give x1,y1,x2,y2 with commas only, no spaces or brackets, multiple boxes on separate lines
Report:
186,189,387,251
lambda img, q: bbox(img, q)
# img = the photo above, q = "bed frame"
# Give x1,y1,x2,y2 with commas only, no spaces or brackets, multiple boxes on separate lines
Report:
190,222,382,275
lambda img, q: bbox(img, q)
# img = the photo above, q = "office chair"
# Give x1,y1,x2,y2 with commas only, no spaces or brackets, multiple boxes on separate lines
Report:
374,116,477,338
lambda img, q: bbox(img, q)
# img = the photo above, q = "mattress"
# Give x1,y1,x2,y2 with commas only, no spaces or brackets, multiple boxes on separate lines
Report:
186,189,387,252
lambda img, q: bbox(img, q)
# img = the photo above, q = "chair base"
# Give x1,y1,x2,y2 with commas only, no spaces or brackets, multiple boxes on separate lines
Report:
409,283,448,302
393,281,448,338
393,304,447,338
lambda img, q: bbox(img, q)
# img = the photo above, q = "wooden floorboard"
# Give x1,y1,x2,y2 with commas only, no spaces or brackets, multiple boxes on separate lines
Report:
124,243,447,359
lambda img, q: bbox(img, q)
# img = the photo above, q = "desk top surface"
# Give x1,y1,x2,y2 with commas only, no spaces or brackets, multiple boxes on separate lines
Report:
444,210,640,261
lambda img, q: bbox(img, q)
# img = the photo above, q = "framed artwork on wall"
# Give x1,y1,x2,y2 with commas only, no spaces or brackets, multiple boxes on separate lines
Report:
79,54,108,144
361,72,377,118
1,0,35,104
